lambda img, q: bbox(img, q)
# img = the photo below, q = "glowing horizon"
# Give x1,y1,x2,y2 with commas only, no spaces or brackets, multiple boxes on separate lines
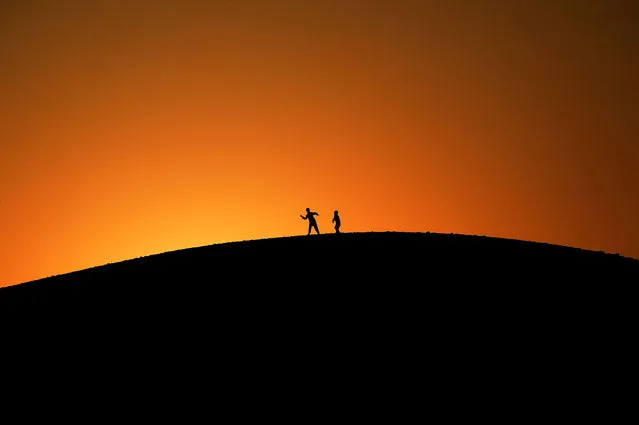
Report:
2,1,638,287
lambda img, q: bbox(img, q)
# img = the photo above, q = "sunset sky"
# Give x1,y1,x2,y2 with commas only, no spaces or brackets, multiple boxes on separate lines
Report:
2,0,638,287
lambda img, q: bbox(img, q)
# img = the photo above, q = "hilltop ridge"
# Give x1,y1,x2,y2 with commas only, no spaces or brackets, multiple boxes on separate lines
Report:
2,231,635,378
2,231,636,304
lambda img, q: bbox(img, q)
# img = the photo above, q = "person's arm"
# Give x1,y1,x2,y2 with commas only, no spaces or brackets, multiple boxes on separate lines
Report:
300,214,306,220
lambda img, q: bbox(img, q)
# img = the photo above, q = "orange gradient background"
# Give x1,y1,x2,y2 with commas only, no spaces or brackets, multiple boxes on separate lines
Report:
2,1,638,287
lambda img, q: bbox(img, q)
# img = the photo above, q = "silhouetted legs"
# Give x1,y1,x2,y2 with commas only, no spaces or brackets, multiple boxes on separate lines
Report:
308,223,320,235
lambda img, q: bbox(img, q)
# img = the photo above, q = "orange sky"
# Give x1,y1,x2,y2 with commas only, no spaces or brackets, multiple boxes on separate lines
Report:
2,0,638,287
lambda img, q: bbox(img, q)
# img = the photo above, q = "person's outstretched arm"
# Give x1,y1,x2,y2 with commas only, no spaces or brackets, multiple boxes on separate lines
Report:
300,215,306,220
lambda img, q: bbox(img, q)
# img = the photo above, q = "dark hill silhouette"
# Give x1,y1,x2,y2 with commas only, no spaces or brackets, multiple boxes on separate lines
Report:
2,231,636,409
2,231,636,309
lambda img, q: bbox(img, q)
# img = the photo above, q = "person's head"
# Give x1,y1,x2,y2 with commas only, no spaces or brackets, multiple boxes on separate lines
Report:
334,210,338,215
306,208,310,212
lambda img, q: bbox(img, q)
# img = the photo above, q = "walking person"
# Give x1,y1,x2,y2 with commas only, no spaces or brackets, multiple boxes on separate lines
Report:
300,208,320,235
332,210,341,234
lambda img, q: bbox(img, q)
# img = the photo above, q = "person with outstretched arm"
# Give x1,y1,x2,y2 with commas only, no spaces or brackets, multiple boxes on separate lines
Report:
300,208,320,235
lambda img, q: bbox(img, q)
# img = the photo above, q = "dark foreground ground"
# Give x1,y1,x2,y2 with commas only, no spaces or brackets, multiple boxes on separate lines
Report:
2,231,636,412
2,231,636,313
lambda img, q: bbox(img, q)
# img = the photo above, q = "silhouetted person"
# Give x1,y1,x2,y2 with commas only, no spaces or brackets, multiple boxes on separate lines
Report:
300,208,320,235
332,210,341,234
